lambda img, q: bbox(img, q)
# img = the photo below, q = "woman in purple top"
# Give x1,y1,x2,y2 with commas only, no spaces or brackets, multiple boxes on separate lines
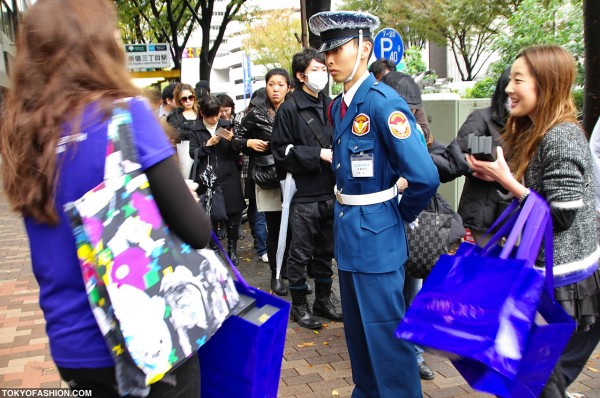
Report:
0,1,210,397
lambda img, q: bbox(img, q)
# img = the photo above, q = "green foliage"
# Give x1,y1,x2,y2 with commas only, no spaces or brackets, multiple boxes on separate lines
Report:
403,47,427,75
339,0,517,80
331,82,344,96
490,0,583,84
572,87,584,115
464,77,496,98
242,9,302,73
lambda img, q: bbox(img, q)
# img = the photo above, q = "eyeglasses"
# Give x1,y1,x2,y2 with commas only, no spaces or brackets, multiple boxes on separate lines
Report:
180,95,196,103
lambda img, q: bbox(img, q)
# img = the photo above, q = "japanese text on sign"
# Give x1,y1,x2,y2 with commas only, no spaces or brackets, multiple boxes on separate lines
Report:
124,43,171,70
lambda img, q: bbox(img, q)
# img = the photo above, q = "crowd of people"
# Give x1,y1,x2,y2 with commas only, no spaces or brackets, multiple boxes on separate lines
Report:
1,1,599,398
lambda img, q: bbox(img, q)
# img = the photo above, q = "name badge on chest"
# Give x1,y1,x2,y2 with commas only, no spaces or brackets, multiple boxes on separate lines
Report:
350,152,374,178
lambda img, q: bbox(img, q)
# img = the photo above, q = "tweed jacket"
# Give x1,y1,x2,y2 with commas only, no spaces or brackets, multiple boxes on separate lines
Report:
525,122,600,279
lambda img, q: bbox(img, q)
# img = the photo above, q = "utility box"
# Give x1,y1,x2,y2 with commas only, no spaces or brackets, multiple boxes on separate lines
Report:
422,95,491,210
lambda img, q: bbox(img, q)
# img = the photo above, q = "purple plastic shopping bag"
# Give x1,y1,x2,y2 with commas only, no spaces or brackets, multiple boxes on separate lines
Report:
396,192,575,397
198,234,291,398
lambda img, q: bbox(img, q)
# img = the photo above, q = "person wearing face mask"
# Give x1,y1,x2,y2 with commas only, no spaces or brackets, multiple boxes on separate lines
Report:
271,48,342,330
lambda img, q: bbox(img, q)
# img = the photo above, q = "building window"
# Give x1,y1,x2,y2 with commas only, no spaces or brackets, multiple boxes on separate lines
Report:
1,1,15,41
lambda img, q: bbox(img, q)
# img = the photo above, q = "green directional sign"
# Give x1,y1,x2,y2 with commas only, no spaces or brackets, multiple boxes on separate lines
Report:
123,43,171,70
125,44,147,53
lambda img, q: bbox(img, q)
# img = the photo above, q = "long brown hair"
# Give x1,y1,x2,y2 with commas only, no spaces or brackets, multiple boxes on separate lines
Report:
503,45,580,180
173,83,199,115
0,0,140,225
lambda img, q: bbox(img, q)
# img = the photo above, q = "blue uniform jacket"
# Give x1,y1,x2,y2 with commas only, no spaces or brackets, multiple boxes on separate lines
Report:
331,74,439,273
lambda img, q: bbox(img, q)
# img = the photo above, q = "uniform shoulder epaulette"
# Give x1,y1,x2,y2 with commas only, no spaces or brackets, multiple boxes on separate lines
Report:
371,80,395,98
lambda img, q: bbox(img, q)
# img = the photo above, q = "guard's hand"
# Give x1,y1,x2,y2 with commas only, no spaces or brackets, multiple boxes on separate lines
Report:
396,177,408,192
320,148,333,164
247,139,269,152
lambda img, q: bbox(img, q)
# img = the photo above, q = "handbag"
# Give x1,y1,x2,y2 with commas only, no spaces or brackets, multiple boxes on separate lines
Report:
396,192,576,397
252,154,279,189
176,139,194,179
199,234,291,398
404,194,464,279
63,106,240,397
200,182,228,223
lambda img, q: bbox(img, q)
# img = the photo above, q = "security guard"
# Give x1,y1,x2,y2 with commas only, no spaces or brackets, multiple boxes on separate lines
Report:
309,11,439,398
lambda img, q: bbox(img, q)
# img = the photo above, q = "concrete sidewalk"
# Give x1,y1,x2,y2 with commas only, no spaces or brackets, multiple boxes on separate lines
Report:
1,186,600,397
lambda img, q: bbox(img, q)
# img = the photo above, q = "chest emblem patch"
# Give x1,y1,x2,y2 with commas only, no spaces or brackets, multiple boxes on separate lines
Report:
352,113,370,136
388,111,411,139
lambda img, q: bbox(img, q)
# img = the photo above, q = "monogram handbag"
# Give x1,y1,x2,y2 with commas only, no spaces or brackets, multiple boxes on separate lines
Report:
404,194,465,279
64,105,240,396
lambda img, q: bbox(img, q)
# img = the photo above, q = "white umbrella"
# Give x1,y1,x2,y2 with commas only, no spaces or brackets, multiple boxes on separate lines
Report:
276,145,296,279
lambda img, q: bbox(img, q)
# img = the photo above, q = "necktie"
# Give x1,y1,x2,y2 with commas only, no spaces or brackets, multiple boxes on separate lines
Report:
340,100,348,119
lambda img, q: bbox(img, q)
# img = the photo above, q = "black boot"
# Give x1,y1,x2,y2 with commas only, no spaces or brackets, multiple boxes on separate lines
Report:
208,237,220,252
290,288,322,330
312,282,343,321
306,283,313,295
226,224,239,266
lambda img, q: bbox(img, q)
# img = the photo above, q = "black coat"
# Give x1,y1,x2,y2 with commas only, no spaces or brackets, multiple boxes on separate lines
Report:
167,108,201,142
453,107,510,232
271,90,334,202
428,139,469,183
189,119,245,214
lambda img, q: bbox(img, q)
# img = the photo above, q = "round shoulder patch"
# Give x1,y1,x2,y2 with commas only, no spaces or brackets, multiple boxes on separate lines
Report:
388,111,411,140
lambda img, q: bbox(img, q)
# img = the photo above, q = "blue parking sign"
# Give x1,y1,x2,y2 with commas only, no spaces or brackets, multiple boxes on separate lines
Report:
373,28,404,66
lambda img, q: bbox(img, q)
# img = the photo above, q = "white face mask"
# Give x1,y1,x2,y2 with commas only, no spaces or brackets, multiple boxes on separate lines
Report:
304,71,329,93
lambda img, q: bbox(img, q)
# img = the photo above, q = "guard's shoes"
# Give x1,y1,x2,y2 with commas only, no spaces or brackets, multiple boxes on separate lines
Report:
291,302,322,330
270,277,288,296
418,362,435,380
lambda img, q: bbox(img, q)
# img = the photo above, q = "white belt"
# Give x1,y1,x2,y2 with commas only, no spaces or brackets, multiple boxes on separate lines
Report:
334,185,398,206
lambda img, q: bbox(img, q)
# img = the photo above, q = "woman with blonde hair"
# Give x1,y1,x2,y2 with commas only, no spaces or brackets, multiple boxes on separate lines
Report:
168,83,202,143
468,45,600,398
1,0,209,396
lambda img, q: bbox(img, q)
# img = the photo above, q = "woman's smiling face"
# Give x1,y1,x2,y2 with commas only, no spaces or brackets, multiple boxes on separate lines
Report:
506,57,538,120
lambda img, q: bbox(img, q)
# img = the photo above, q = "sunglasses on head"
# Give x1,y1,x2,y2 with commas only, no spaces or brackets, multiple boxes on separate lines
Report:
180,95,196,102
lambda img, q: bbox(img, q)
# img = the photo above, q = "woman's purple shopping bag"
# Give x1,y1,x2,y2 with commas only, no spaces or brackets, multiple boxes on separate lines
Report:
198,234,290,398
396,192,575,397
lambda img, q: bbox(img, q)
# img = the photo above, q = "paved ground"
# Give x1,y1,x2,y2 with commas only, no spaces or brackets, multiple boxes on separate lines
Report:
2,185,600,397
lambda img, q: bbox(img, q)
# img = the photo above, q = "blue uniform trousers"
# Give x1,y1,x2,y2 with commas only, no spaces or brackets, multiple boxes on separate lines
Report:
339,269,422,398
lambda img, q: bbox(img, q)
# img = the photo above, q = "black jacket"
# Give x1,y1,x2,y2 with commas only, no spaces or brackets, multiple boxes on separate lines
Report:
271,89,334,202
189,119,245,214
453,107,510,232
167,108,201,142
428,139,469,183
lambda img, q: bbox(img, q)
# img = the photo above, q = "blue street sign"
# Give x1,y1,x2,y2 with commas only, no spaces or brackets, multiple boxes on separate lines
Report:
242,54,252,97
373,28,404,66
